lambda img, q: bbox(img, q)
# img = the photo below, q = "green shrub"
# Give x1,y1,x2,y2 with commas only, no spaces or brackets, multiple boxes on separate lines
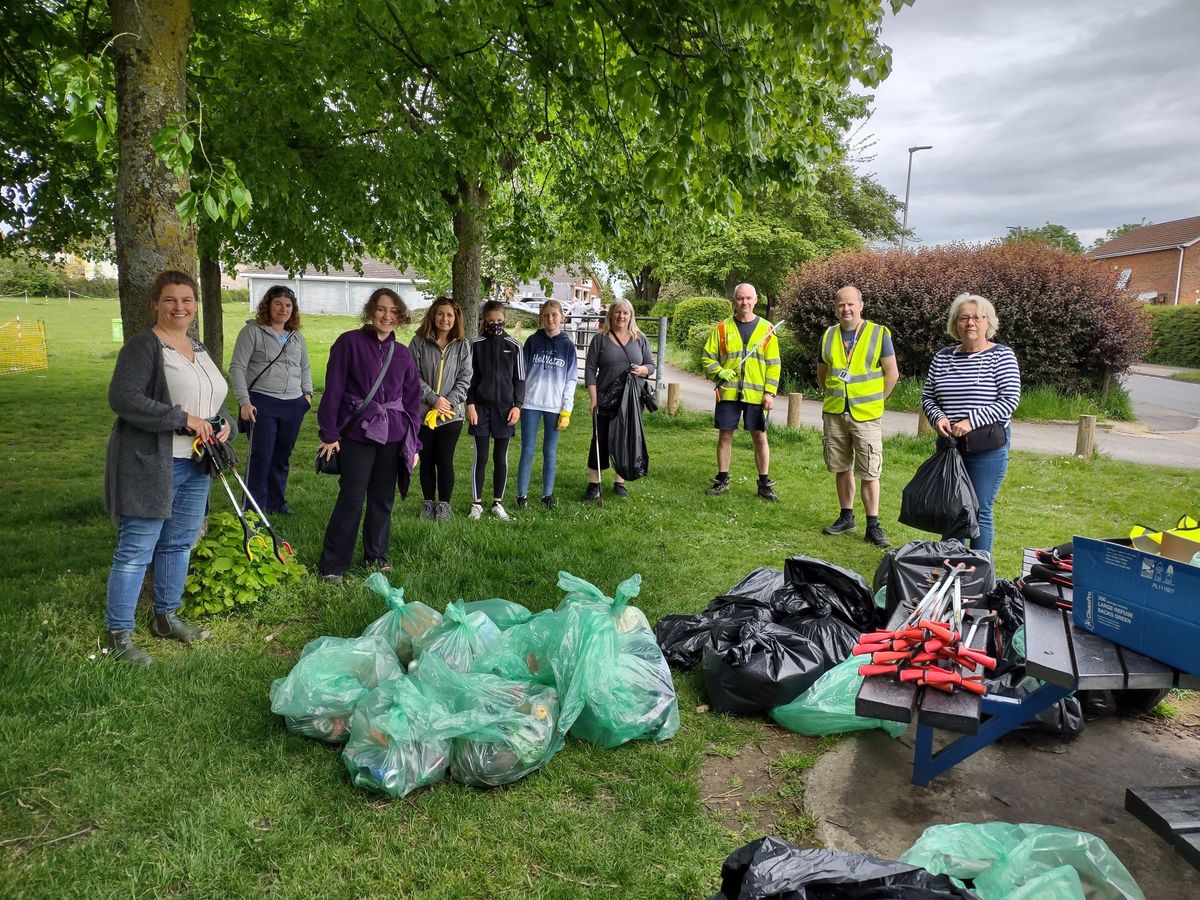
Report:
181,511,308,617
669,296,731,344
686,322,712,370
1144,305,1200,368
650,299,675,318
776,327,814,392
222,287,250,307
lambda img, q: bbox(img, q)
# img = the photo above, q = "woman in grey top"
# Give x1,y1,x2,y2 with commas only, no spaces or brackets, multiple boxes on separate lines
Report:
229,285,313,515
583,299,655,500
104,270,238,666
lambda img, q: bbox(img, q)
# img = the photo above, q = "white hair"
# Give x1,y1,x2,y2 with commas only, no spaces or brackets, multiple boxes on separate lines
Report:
946,293,999,340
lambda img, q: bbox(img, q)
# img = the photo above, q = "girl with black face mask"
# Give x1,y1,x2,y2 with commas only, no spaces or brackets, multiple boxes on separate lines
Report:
465,300,526,520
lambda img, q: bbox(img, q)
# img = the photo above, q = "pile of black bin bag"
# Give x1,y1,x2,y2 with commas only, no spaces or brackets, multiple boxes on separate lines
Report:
655,557,877,715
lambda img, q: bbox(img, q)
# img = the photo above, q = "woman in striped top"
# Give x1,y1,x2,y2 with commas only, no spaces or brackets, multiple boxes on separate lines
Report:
920,293,1022,553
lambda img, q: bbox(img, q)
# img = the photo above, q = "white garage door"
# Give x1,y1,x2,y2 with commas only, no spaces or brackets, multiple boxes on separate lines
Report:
301,281,347,315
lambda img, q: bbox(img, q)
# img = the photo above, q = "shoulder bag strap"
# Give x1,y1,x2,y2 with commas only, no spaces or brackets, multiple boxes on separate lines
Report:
338,340,396,435
246,331,291,394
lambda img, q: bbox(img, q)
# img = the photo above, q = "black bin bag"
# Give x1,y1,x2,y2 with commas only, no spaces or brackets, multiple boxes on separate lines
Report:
609,375,648,480
656,595,775,670
713,835,979,900
899,441,979,541
774,556,876,631
873,540,995,624
701,622,824,714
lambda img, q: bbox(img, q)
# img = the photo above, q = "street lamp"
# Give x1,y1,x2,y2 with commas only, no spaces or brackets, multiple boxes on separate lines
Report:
899,145,933,250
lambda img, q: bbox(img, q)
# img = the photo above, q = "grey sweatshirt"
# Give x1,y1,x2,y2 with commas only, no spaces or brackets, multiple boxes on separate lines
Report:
228,320,313,404
408,333,473,424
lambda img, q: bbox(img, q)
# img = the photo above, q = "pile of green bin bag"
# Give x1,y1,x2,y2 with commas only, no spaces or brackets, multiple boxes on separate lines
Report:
269,571,678,798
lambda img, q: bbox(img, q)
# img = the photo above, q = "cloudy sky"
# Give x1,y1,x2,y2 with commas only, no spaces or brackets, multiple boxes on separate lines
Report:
856,0,1200,248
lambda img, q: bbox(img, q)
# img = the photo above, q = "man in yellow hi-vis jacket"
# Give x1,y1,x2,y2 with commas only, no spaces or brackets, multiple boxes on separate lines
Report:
701,283,782,501
817,285,899,548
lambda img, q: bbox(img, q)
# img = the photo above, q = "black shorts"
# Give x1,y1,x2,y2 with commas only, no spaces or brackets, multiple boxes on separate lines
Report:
469,404,516,439
714,400,767,432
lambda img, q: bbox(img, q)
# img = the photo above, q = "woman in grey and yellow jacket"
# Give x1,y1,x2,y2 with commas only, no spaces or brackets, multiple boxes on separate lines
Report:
229,285,313,516
408,297,473,520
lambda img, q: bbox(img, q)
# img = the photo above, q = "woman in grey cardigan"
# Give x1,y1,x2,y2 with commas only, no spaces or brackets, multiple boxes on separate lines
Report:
408,297,472,520
228,285,313,515
104,271,238,666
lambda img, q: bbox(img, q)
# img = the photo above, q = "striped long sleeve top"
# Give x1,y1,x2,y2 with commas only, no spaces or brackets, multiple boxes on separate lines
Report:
920,343,1022,429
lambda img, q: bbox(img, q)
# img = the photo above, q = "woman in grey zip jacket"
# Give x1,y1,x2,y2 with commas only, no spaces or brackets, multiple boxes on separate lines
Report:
408,297,473,520
228,285,313,515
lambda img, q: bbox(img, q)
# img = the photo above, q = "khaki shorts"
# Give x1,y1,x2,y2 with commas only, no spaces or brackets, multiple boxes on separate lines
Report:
822,412,883,479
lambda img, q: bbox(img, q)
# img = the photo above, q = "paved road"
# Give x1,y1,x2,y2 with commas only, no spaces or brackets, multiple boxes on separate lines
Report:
662,362,1200,469
1124,368,1200,433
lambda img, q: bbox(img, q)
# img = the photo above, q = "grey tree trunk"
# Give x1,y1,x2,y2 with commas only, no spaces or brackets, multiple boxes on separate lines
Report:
199,254,223,365
451,173,489,339
110,0,195,339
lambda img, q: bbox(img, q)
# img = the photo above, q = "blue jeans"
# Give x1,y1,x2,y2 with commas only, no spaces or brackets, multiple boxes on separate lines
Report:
517,409,562,499
105,458,211,631
957,430,1011,554
245,392,308,512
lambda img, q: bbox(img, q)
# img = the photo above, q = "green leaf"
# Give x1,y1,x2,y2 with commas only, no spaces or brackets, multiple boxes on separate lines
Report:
203,192,221,221
178,129,194,156
210,554,233,572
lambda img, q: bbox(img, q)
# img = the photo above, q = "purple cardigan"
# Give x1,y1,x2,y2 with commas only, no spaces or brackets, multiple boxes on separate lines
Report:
317,327,421,464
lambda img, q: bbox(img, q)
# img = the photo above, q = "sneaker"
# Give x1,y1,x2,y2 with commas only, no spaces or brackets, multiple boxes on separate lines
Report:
822,513,856,535
583,483,602,502
612,482,629,498
419,499,436,520
367,558,392,573
318,573,343,584
107,630,153,667
433,501,452,521
491,501,510,521
757,479,779,502
468,502,484,520
516,496,528,510
151,612,211,644
706,477,731,496
541,495,556,510
865,523,892,549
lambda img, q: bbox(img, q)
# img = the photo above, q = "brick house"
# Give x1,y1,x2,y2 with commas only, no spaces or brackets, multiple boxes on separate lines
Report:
1085,215,1200,305
513,265,601,310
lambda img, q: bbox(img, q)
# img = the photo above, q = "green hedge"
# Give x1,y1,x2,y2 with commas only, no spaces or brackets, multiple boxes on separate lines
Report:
668,296,730,344
1144,305,1200,368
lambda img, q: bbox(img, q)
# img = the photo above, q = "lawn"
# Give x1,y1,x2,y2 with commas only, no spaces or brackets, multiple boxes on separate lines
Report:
2,297,1198,897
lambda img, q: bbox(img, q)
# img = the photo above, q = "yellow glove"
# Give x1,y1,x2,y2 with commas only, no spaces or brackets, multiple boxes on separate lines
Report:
557,410,571,431
423,408,452,430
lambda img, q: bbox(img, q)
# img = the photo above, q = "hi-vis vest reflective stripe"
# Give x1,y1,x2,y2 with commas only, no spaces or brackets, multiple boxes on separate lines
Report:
821,321,888,420
702,317,781,404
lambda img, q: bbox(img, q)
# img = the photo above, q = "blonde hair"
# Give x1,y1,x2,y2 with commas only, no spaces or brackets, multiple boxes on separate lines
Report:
601,298,641,338
946,293,999,340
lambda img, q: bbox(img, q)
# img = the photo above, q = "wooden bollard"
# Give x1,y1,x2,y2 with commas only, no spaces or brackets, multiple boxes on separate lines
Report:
786,392,803,428
1076,414,1096,459
917,413,933,436
667,382,680,415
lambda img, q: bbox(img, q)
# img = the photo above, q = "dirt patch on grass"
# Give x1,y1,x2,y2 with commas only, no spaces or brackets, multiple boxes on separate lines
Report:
698,721,834,846
1133,690,1200,744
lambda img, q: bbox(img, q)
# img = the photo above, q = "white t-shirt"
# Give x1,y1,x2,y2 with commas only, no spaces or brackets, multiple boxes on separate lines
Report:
160,338,230,458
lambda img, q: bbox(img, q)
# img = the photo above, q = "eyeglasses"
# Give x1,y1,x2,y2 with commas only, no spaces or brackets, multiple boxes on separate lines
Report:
956,315,985,324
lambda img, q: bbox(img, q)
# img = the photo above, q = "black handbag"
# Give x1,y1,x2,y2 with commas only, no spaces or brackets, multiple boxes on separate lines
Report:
639,379,658,412
238,332,291,438
314,341,395,475
960,421,1007,453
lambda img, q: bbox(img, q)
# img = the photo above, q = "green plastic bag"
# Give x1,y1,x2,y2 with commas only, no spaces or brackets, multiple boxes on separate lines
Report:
556,571,651,634
361,573,442,664
417,653,563,787
269,634,402,743
900,822,1143,900
462,598,533,630
769,656,907,738
567,608,680,748
341,675,454,798
411,600,502,673
471,607,581,687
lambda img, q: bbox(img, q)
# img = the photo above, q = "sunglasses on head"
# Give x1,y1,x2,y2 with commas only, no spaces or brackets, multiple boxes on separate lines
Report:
269,287,296,300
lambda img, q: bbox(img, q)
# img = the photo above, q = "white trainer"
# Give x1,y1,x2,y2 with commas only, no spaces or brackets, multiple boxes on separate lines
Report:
468,502,483,520
490,501,510,521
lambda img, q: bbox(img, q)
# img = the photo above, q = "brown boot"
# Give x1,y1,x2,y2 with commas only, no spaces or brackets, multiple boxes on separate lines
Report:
151,612,210,644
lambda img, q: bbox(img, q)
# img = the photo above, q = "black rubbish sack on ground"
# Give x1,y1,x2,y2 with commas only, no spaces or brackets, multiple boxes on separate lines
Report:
874,540,996,624
712,835,980,900
609,374,648,481
777,602,862,672
774,556,876,631
725,567,785,605
899,441,979,541
656,596,775,670
701,621,825,714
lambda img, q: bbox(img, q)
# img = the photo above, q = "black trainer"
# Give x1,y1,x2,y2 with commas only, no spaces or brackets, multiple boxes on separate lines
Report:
516,496,528,510
541,495,556,510
757,479,779,502
612,482,629,498
822,513,856,535
865,523,892,548
583,483,602,502
706,477,731,496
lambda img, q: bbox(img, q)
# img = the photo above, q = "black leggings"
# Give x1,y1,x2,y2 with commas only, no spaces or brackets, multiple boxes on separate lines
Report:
418,420,463,501
471,435,510,502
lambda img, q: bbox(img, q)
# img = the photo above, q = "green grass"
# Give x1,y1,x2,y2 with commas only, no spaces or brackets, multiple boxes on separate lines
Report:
3,297,1200,896
1169,371,1200,384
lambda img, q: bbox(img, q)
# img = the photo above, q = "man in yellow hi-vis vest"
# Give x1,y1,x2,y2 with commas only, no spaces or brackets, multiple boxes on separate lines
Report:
701,283,782,500
817,285,899,547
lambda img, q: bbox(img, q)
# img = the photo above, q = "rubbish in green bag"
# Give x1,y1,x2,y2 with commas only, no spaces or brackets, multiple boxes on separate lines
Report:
566,609,680,748
341,674,454,798
269,634,402,743
770,656,907,738
462,598,532,630
899,822,1143,900
411,600,502,672
471,607,580,687
361,572,442,664
556,571,651,634
418,653,562,787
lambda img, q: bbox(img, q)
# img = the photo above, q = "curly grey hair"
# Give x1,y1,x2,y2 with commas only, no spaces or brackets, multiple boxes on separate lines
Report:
946,293,999,341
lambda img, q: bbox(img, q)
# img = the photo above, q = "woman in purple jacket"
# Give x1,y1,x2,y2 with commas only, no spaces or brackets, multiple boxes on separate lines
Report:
315,289,421,581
